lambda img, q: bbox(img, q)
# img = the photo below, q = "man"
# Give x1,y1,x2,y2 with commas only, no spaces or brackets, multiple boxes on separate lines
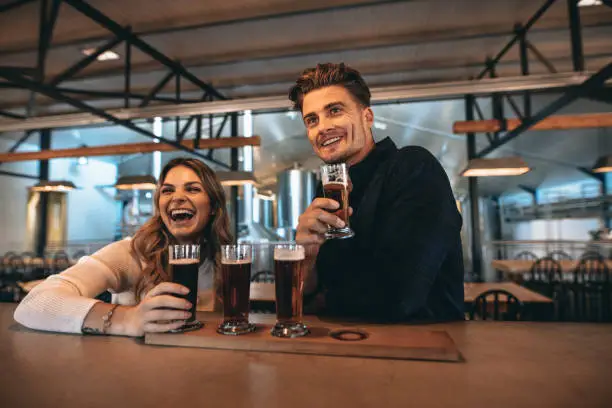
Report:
290,63,464,322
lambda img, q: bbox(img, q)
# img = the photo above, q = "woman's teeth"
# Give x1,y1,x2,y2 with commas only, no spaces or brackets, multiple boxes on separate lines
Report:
170,209,195,221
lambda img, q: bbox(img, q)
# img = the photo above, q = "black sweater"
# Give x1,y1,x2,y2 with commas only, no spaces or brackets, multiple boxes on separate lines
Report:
314,137,465,322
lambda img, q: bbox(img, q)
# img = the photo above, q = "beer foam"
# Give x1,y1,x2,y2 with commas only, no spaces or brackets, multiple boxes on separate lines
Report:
169,258,199,265
221,258,251,265
274,247,305,261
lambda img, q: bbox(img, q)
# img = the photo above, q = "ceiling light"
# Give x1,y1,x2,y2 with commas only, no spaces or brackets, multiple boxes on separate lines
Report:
82,48,120,61
578,0,602,6
216,171,257,186
30,180,77,192
461,157,531,177
592,155,612,173
115,175,157,190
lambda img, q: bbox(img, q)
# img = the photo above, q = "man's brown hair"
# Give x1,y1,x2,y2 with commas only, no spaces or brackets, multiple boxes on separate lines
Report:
288,63,371,111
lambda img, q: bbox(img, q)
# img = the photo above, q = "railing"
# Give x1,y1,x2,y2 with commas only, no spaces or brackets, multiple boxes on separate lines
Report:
490,240,612,260
502,195,612,221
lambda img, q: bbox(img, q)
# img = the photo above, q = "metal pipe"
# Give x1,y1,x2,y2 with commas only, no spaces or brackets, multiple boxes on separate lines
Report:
567,0,585,72
518,23,532,117
36,129,51,257
230,112,239,239
465,95,483,281
124,27,131,108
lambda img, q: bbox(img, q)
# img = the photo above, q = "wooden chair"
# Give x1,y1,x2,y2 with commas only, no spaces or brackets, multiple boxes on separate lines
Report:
546,250,572,261
250,270,275,283
527,257,562,296
514,251,538,261
570,258,610,322
469,289,524,321
580,251,605,261
52,251,71,274
72,250,87,261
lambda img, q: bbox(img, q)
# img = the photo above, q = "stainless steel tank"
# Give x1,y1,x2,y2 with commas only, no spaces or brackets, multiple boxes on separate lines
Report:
276,165,317,231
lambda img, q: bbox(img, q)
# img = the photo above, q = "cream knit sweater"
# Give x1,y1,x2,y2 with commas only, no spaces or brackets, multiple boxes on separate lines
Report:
13,238,215,334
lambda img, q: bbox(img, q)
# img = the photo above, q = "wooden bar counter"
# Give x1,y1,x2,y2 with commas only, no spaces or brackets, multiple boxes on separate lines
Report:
2,303,612,407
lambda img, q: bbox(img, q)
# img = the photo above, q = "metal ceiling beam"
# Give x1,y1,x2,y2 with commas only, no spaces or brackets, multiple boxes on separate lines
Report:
2,0,410,54
477,0,558,79
0,69,231,169
0,110,25,119
62,0,225,100
0,169,39,179
0,72,596,133
0,0,37,13
48,36,124,86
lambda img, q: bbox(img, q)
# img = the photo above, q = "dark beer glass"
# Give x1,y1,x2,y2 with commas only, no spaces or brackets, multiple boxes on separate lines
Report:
169,244,203,333
271,243,309,338
321,163,354,239
218,244,256,335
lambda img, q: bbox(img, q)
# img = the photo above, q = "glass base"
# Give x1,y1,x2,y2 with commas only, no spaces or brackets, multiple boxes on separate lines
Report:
168,319,203,333
325,227,355,240
217,320,256,336
270,321,309,338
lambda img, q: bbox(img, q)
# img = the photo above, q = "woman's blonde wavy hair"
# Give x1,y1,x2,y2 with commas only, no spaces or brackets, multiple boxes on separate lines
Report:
130,158,232,299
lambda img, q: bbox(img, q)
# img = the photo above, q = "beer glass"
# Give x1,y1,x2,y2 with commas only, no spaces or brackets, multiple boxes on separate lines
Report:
320,163,355,239
169,244,203,332
218,244,256,335
271,243,309,338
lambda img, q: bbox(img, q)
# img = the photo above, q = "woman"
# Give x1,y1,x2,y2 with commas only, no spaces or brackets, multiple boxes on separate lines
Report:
14,158,232,337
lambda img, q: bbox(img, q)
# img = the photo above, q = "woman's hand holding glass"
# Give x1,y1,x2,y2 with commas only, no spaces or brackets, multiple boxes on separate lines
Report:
123,282,193,337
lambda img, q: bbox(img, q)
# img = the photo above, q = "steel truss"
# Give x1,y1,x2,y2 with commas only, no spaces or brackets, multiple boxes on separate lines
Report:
0,0,232,169
464,0,612,280
468,0,612,159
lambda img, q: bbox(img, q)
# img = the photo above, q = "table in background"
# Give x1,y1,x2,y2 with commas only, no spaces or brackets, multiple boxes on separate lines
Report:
2,303,612,407
464,282,552,303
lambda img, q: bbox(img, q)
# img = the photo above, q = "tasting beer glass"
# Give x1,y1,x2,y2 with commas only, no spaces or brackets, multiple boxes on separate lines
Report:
169,244,203,332
320,163,355,239
271,243,309,338
218,244,256,335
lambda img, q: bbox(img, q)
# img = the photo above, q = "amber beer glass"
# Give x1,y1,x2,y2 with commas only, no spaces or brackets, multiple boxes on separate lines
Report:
169,244,203,332
271,243,309,338
218,244,256,335
320,163,355,239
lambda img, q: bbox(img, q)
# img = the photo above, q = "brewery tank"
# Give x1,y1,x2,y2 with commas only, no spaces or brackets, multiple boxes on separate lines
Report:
276,164,317,237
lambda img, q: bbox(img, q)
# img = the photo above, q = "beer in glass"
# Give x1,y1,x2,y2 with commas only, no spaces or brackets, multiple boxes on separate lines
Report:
271,243,309,338
169,244,202,332
218,244,256,335
320,163,354,239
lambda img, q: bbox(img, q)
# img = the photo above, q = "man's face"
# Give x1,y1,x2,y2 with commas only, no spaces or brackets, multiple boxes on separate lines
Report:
301,85,374,164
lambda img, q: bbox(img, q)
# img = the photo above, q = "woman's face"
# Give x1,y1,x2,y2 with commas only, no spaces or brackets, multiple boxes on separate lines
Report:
158,165,212,244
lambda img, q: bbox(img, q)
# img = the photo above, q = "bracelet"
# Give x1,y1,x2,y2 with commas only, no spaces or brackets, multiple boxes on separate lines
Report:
102,304,119,334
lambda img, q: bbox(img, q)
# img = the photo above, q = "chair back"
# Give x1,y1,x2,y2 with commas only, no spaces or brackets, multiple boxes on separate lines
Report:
580,251,605,261
250,270,275,283
572,258,610,322
574,258,610,285
469,289,524,321
514,251,538,261
546,250,572,261
530,257,562,284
